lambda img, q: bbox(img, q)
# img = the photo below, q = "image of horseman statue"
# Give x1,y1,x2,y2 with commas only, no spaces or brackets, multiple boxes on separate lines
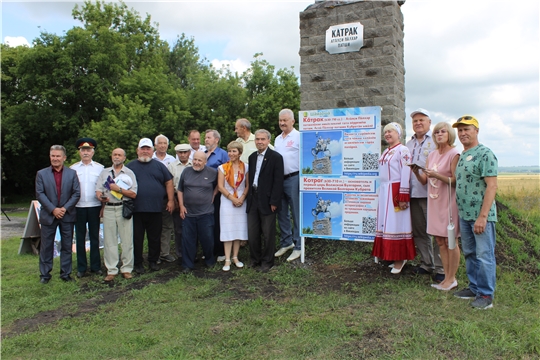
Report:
312,196,332,220
311,193,332,236
312,135,332,159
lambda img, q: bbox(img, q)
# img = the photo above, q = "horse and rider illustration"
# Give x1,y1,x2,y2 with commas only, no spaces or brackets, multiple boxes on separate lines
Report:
312,194,331,220
311,134,331,158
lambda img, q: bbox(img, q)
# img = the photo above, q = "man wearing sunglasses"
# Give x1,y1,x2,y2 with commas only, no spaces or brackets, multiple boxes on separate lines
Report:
452,116,498,310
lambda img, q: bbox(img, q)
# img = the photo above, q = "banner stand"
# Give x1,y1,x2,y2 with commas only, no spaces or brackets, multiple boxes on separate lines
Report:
19,201,41,255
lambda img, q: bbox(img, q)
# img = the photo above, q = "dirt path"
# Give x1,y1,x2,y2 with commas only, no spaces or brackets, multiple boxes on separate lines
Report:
0,208,28,240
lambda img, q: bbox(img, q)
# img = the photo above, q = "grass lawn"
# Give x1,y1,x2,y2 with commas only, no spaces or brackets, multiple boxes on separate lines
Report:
2,231,539,358
1,183,539,359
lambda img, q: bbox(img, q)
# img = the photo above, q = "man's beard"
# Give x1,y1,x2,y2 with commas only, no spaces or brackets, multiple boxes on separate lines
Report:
113,160,124,166
138,156,151,163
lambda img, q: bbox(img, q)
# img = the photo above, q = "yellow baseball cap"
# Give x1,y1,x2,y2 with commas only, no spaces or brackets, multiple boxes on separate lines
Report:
452,115,479,129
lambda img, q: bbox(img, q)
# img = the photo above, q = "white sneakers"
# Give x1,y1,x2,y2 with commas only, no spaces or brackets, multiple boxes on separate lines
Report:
286,250,301,262
275,244,301,262
274,244,294,257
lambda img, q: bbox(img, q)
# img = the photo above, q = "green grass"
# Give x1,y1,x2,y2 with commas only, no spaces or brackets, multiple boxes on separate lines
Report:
2,190,540,359
2,234,539,359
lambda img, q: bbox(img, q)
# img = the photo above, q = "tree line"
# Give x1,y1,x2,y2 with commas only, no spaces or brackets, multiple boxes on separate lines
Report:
1,1,300,196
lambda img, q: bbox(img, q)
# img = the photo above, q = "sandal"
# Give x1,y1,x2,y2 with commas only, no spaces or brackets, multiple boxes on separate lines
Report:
232,257,244,268
222,260,231,272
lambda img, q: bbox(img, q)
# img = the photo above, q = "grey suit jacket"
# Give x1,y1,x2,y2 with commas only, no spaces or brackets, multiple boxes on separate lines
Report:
35,166,81,225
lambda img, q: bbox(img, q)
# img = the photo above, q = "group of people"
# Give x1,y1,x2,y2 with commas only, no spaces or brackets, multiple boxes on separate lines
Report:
35,107,498,309
35,109,302,284
372,109,498,309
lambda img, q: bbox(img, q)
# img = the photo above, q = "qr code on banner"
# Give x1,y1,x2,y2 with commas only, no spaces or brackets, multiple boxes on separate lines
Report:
362,153,379,171
362,217,377,234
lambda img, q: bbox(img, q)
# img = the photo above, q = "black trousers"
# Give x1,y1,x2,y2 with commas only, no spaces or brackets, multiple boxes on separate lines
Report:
133,212,162,266
172,210,183,258
247,193,276,269
213,196,224,257
74,206,102,272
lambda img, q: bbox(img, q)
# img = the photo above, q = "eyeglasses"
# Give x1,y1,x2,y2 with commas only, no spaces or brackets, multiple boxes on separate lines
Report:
434,129,447,134
457,115,475,122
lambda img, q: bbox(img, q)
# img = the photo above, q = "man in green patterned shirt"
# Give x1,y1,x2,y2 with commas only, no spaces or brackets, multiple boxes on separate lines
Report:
452,115,498,310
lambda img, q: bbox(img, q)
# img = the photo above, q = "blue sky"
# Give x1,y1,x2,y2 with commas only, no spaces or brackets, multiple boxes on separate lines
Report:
2,0,539,167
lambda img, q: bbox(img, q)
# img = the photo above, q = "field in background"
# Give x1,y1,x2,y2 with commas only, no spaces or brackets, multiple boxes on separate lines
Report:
497,173,540,221
498,173,539,193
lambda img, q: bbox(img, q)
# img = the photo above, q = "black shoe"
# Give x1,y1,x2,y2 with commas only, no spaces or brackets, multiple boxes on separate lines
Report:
260,265,274,273
90,269,103,276
61,275,74,282
134,264,145,274
40,278,50,284
432,273,445,283
181,267,193,274
76,271,86,278
412,267,430,275
160,254,176,263
149,262,160,271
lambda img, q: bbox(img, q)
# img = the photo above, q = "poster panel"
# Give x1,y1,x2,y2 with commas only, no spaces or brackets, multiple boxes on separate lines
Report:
299,107,381,242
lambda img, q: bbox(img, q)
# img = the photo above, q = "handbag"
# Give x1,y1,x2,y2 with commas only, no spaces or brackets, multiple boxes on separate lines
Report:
447,177,456,249
122,199,135,219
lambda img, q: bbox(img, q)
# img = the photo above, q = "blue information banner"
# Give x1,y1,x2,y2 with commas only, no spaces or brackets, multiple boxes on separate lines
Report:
299,107,381,242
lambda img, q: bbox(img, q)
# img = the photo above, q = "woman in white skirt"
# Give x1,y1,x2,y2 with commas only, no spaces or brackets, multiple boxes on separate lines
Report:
217,141,249,271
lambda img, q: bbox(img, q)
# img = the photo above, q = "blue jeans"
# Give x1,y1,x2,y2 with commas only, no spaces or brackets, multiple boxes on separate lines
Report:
182,213,215,270
460,218,497,297
277,175,301,250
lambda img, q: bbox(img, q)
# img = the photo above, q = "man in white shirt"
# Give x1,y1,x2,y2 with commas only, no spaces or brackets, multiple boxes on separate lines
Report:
274,109,301,262
152,134,176,167
71,138,104,278
188,130,207,160
152,134,176,263
235,118,274,164
167,144,193,260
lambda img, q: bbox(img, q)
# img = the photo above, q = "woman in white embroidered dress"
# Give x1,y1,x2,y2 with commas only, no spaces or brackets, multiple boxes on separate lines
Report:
372,122,416,274
217,141,249,272
411,122,460,290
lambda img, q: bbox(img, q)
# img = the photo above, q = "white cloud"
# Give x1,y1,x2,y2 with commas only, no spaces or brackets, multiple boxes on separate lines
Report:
328,200,343,219
2,0,538,166
210,58,250,76
328,138,343,157
4,36,30,47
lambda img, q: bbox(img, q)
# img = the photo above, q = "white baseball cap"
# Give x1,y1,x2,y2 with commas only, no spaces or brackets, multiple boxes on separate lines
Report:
138,138,153,148
410,108,431,118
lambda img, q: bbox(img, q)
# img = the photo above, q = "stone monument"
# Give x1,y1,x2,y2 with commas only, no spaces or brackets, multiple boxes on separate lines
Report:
299,0,406,139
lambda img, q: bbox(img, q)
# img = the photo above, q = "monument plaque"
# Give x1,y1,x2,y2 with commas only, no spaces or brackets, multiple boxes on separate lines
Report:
325,22,364,54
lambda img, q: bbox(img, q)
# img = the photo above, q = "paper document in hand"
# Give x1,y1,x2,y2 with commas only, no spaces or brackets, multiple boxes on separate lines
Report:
110,190,122,200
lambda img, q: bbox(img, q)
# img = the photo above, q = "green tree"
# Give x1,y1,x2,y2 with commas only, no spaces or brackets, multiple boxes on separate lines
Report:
186,66,247,146
242,53,300,136
1,3,302,196
1,1,171,193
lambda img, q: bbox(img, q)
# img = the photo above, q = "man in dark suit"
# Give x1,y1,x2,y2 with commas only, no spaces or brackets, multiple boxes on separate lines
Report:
35,145,81,283
246,129,284,272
